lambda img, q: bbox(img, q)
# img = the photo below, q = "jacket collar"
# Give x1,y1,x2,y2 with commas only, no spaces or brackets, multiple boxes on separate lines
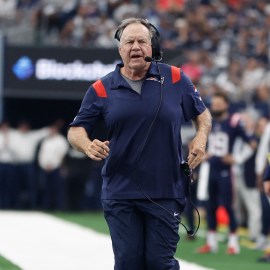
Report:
110,62,161,90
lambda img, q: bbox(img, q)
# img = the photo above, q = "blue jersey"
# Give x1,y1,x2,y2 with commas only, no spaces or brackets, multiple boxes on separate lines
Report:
70,62,206,199
207,114,251,171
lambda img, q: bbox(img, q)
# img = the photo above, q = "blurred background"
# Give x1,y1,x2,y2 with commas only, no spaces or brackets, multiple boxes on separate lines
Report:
0,0,269,259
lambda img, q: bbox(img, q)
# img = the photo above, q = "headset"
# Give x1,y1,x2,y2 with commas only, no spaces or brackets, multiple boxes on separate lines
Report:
114,18,163,62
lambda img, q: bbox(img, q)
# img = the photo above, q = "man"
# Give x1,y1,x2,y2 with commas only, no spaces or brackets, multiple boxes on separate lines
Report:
255,119,270,250
12,120,50,209
0,121,16,208
38,123,69,210
257,154,270,263
68,18,211,270
233,114,264,244
197,92,255,255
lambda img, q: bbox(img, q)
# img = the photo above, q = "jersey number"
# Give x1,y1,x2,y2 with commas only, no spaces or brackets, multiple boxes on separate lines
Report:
208,132,229,157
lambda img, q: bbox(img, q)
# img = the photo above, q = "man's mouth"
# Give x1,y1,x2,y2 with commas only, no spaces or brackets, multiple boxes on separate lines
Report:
131,54,142,59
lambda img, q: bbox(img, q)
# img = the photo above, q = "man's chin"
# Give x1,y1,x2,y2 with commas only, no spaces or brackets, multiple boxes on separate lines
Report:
129,61,148,70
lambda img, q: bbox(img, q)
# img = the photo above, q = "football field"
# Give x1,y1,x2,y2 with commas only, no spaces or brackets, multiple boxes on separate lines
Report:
0,211,267,270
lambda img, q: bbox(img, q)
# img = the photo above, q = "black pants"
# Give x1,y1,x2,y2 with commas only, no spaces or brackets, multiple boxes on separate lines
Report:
206,169,237,232
102,198,185,270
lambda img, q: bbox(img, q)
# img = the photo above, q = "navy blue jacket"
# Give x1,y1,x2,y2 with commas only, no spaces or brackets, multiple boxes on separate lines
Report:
70,62,206,199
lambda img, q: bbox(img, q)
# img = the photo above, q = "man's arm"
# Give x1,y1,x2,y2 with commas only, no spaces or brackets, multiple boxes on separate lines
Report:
188,108,212,169
67,126,109,161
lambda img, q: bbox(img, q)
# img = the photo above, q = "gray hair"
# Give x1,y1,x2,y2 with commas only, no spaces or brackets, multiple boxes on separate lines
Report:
115,18,155,42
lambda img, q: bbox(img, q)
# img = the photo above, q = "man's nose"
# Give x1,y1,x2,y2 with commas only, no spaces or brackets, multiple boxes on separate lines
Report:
131,40,140,49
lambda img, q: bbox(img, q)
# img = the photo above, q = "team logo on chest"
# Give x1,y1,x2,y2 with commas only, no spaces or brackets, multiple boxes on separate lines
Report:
146,76,164,84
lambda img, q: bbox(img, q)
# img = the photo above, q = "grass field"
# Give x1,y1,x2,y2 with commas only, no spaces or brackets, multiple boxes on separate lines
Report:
0,211,268,270
0,256,20,270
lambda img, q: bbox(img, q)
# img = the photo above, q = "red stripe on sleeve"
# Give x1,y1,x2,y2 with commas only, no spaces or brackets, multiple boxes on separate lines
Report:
171,66,181,84
92,80,107,98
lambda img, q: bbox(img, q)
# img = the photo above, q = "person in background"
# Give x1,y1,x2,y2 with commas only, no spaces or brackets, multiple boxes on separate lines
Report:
12,120,50,209
257,153,270,263
256,120,270,178
233,114,265,245
255,120,270,250
197,91,256,255
64,146,91,210
38,122,69,210
0,121,16,208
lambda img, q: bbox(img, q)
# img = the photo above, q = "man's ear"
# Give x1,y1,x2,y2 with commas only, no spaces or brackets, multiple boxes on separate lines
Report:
118,45,123,58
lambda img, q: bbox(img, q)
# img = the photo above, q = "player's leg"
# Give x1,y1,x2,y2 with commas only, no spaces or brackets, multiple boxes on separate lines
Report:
42,170,53,210
25,163,37,209
220,171,240,254
257,194,270,262
0,163,6,208
243,187,262,241
257,193,270,250
140,198,185,270
102,199,145,270
198,172,219,253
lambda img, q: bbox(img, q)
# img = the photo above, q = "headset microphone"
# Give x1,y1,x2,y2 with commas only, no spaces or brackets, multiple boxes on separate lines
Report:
145,56,163,62
144,56,153,62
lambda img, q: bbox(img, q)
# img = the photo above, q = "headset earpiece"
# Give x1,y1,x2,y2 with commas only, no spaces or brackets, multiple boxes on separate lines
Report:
114,28,121,41
149,25,163,61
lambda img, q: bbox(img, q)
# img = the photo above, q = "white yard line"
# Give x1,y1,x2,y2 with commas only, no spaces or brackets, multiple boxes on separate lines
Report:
0,211,214,270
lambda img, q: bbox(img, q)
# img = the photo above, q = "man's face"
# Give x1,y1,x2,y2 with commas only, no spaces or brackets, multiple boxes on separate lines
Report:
210,96,228,119
118,23,152,72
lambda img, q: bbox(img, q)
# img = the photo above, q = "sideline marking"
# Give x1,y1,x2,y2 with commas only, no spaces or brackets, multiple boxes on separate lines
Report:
0,211,214,270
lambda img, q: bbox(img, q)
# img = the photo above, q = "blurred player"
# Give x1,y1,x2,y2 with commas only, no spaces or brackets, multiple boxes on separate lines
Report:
12,120,50,209
257,153,270,263
0,121,16,208
233,114,266,244
38,123,69,210
197,91,256,255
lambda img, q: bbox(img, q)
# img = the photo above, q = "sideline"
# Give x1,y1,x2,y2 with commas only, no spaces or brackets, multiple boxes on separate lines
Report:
0,211,214,270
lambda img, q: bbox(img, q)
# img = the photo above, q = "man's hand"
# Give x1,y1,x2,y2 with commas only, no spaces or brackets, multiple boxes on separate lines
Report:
85,139,110,161
67,127,110,161
188,135,207,170
264,181,270,197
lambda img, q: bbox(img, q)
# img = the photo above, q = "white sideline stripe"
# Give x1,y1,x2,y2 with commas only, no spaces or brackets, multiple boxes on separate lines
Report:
0,211,214,270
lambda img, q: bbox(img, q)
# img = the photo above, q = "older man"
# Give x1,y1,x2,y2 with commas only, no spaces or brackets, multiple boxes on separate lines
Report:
68,18,211,270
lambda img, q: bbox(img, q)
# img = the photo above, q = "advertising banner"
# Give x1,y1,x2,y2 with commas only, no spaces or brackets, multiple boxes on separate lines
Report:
4,45,181,99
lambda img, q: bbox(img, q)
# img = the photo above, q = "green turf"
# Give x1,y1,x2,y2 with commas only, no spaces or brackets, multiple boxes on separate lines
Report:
0,256,21,270
54,211,109,234
54,211,269,270
177,236,267,270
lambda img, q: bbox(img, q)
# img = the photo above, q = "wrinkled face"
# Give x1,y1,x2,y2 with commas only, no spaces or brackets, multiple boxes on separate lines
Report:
118,23,152,73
